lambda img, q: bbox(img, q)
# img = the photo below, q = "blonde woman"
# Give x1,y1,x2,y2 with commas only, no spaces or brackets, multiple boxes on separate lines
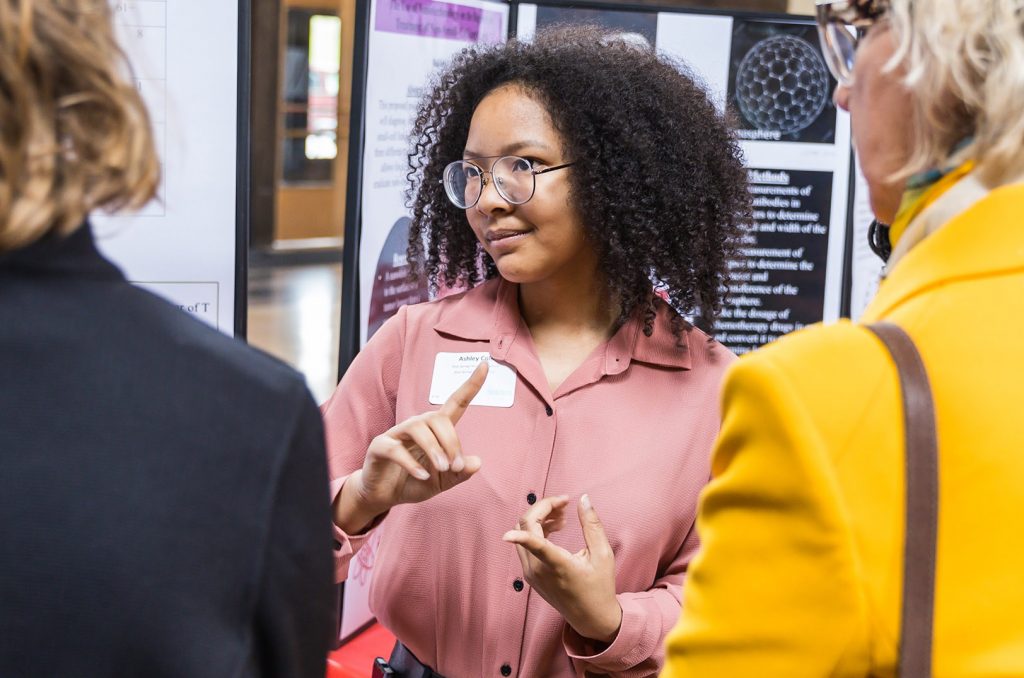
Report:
662,0,1024,675
0,2,333,675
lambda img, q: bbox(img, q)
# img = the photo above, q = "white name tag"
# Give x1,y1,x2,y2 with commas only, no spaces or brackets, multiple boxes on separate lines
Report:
429,352,516,408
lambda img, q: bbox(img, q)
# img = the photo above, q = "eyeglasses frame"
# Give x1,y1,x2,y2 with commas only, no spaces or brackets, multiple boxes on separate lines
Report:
440,155,576,210
815,0,890,86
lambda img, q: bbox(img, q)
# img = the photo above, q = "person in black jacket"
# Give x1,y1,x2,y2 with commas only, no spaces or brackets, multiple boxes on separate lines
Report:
0,2,335,676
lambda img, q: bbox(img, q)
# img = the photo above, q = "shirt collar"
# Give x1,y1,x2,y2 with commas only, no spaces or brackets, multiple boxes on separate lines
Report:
885,160,976,270
863,181,1024,321
432,277,692,371
0,222,124,281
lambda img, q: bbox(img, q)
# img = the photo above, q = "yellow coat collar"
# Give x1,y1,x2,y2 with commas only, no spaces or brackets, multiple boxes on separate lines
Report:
863,183,1024,321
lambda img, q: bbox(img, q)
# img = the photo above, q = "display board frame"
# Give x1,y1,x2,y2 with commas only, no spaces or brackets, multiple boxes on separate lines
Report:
513,0,797,23
94,0,252,338
339,0,857,374
334,0,373,645
235,0,252,337
338,0,371,386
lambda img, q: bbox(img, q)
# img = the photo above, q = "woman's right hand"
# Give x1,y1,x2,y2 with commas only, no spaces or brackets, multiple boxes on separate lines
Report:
334,361,488,534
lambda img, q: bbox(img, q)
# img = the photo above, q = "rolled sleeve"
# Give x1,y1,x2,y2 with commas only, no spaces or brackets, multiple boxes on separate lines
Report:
563,523,695,677
563,592,669,676
329,475,389,582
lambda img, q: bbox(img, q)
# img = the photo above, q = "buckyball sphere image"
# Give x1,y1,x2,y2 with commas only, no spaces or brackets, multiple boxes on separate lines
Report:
735,35,830,135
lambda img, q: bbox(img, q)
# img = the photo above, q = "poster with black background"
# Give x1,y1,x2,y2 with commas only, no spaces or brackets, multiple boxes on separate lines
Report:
727,20,838,144
517,8,851,354
717,168,833,354
367,216,429,341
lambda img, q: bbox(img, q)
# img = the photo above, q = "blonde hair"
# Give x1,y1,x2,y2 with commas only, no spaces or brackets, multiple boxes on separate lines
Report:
0,0,159,252
887,0,1024,183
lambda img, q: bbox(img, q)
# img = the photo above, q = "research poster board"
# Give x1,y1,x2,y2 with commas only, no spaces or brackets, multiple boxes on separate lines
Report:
91,0,247,334
340,0,509,642
355,0,509,350
518,5,853,355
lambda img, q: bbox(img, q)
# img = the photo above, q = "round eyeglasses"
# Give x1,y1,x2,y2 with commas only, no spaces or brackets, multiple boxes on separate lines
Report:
815,0,889,86
441,155,575,210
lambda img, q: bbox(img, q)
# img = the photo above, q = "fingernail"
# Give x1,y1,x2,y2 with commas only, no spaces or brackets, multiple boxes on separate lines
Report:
451,456,465,473
581,493,592,511
502,531,518,541
414,468,430,480
436,455,449,472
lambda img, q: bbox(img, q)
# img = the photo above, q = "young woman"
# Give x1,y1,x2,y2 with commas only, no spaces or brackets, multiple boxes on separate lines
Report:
323,26,749,677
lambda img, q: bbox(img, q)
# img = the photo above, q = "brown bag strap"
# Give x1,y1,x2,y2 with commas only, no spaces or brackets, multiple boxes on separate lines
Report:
866,323,939,678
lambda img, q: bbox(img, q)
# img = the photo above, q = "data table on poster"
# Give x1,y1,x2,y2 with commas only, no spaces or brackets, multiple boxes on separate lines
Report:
111,1,168,217
94,0,241,333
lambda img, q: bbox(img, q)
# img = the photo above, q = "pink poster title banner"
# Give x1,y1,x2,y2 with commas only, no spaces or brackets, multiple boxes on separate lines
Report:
376,0,505,44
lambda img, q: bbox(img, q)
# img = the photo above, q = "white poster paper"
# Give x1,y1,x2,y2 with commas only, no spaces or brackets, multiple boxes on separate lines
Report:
92,0,241,333
347,0,509,641
849,158,885,319
656,13,734,109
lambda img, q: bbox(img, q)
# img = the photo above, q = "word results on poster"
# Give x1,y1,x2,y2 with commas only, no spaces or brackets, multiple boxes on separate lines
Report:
718,169,833,354
93,0,240,333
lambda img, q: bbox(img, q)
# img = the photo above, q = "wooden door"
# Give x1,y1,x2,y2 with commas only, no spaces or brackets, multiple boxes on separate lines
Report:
274,0,355,247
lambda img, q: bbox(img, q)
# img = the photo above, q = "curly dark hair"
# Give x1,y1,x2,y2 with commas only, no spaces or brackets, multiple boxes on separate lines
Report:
406,25,750,337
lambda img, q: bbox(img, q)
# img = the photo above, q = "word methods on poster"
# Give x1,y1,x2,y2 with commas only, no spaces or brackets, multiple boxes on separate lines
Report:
718,168,833,353
653,12,851,352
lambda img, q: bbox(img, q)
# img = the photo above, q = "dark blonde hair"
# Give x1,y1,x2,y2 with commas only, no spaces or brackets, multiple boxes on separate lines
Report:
0,0,159,252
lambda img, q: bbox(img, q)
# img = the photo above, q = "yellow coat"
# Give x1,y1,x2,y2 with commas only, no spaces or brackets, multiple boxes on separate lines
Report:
662,184,1024,677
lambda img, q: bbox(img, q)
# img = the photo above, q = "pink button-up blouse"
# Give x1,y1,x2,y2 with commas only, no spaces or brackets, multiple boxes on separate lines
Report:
321,278,733,677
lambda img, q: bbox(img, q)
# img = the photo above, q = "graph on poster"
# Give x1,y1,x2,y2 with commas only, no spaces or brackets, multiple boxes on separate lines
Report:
94,1,240,333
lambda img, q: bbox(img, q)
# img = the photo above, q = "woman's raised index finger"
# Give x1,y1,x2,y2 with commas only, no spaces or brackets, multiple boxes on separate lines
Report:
439,360,489,423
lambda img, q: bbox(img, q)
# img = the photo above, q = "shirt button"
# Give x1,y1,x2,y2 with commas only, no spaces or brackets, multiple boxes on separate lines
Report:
544,405,553,416
526,492,537,505
513,578,524,592
501,664,512,676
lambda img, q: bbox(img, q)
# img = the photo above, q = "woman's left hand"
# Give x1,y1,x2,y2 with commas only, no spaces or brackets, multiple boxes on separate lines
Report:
503,494,622,644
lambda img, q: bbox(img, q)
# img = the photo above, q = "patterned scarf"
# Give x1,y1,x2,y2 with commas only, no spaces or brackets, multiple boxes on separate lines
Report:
887,160,977,252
